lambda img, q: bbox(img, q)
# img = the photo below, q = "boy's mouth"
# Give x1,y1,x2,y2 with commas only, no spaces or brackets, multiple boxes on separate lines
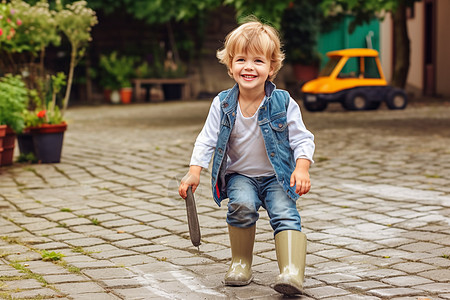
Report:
242,75,257,80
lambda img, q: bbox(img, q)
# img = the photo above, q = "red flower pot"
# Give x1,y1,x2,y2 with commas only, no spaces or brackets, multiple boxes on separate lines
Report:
0,126,16,166
120,87,133,104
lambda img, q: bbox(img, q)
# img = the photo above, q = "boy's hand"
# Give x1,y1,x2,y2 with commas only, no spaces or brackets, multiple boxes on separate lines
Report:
290,159,311,196
178,166,202,199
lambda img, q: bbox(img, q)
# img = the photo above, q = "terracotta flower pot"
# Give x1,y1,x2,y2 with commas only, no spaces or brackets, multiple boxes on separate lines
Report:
28,123,67,163
0,126,16,166
120,87,133,104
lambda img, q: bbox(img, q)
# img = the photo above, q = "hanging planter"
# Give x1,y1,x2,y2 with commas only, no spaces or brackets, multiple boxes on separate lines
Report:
28,123,67,163
0,126,16,166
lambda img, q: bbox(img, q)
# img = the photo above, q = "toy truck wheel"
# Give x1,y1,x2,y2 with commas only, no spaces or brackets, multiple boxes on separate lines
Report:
302,95,328,112
344,90,370,111
386,89,407,110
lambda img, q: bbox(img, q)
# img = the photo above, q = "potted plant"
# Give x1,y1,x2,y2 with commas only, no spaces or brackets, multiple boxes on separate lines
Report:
281,1,322,83
20,73,67,163
116,55,137,104
0,74,29,166
99,52,122,103
99,52,137,104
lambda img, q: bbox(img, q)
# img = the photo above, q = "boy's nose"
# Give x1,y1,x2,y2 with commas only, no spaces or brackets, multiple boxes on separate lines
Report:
244,62,254,70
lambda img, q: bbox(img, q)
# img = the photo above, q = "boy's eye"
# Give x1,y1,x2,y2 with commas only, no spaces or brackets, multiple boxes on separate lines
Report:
236,58,245,62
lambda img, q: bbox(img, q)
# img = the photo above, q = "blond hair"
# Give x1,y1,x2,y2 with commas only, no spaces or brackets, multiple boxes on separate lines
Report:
217,20,285,81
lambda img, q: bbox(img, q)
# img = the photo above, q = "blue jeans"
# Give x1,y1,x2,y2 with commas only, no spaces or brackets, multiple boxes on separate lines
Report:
225,173,302,235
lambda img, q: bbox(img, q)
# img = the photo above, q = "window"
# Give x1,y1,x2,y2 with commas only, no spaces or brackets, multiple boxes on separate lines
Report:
337,56,381,79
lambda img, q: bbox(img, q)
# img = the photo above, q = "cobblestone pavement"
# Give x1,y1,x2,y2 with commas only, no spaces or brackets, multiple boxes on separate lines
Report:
0,100,449,300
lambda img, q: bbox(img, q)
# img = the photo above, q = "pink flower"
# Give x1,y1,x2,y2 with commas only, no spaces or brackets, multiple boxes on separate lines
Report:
16,19,22,26
0,28,2,36
10,9,15,15
37,110,46,118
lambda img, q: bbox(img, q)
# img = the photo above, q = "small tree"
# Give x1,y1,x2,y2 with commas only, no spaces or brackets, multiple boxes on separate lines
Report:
55,0,98,115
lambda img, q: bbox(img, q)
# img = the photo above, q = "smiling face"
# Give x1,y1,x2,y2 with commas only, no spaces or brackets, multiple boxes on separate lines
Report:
231,51,274,92
216,21,285,82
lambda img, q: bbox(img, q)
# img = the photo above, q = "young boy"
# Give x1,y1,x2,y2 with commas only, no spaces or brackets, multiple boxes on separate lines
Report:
178,20,315,296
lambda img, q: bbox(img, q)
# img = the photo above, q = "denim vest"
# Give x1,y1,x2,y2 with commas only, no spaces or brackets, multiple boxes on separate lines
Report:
210,81,299,206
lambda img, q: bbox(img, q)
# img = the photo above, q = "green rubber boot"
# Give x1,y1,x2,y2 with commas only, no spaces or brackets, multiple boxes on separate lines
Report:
274,230,307,295
224,224,256,286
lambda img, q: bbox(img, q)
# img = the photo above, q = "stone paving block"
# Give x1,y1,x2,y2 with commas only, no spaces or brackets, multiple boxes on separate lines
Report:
10,287,61,299
42,273,89,284
399,241,445,252
331,296,381,300
5,250,41,262
112,238,152,248
52,232,86,241
113,224,152,234
22,220,56,231
313,273,361,284
82,267,134,280
23,261,70,275
66,237,105,247
152,235,194,249
307,285,350,298
419,269,450,282
62,217,93,226
392,262,436,274
110,254,156,266
358,268,408,280
88,213,122,222
381,275,433,286
315,248,360,259
66,260,117,269
422,257,450,268
54,281,105,294
338,280,390,291
0,225,23,234
25,207,60,215
369,287,423,298
90,249,137,260
38,227,71,236
72,208,106,216
100,278,142,288
101,232,136,242
69,292,122,300
134,228,172,240
132,244,168,254
101,219,141,228
113,287,172,299
1,278,42,290
168,256,215,266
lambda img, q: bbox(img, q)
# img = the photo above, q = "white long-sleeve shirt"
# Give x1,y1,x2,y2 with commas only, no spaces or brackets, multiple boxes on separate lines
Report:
190,95,315,177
